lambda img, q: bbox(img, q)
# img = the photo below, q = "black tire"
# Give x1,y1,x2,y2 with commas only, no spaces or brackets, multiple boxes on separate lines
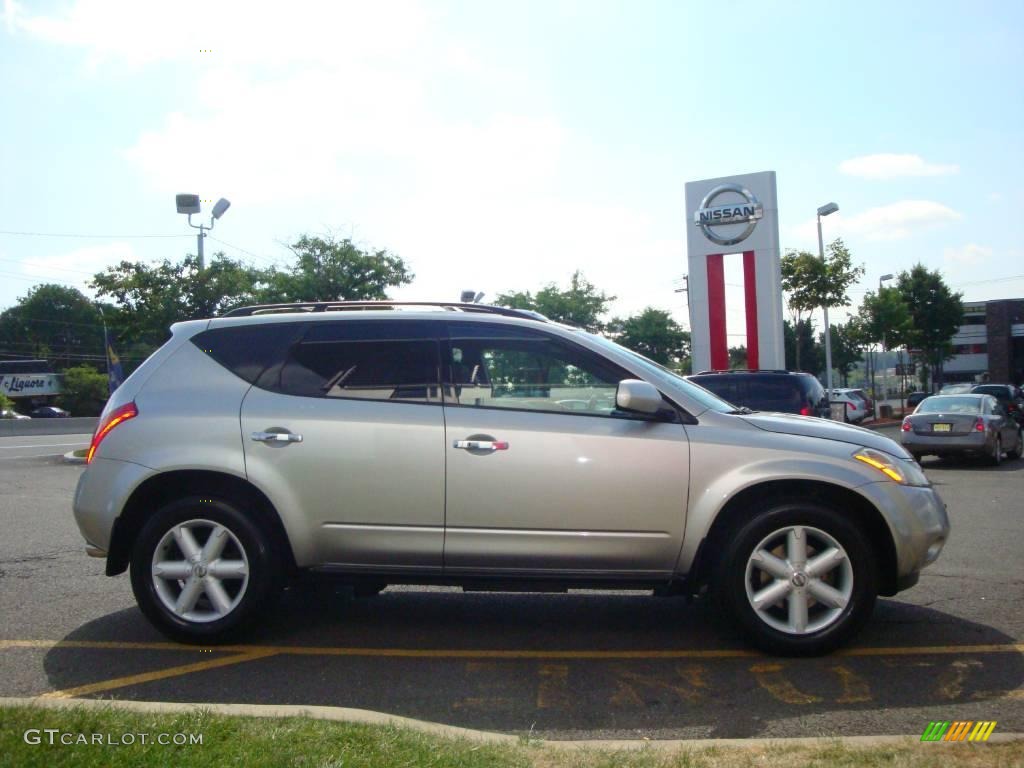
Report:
1007,430,1022,460
715,501,878,656
130,497,281,643
990,436,1002,466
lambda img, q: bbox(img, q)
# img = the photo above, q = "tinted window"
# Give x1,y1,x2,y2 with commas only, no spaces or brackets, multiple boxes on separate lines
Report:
445,323,634,417
689,374,808,413
972,385,1009,400
193,322,306,383
259,321,441,403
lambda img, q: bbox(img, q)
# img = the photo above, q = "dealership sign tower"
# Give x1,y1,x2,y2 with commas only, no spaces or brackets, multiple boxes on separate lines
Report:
685,171,784,372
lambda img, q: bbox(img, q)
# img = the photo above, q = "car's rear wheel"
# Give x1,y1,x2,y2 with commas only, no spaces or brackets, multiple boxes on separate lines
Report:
990,436,1003,466
717,501,877,656
130,497,280,643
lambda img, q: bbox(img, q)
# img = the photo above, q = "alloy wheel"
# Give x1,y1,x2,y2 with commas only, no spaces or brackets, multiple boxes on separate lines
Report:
150,519,250,623
743,525,854,635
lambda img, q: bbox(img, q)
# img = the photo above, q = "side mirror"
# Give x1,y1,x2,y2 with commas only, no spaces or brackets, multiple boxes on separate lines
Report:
616,379,663,415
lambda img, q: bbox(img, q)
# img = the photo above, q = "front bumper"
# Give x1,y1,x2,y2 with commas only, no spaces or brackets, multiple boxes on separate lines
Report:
857,480,950,592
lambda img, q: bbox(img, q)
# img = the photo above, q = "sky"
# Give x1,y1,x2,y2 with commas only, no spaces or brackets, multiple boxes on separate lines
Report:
1,0,1023,348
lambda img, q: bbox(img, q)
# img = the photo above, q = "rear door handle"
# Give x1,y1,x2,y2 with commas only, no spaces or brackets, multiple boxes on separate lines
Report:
453,440,508,451
251,431,303,443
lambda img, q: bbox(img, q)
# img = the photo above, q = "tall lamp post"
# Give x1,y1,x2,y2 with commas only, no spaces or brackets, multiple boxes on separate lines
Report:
175,194,231,271
878,273,894,405
868,273,894,415
816,202,839,396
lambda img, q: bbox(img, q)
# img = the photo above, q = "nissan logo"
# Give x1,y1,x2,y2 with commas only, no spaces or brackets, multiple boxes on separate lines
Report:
694,183,764,246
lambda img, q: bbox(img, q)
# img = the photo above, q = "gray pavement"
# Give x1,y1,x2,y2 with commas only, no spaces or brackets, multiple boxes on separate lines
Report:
0,430,1021,739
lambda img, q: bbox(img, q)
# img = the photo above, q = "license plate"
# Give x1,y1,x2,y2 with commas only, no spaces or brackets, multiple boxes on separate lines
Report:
932,423,952,432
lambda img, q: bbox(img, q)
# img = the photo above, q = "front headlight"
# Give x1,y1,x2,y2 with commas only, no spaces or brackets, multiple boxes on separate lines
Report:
853,448,930,486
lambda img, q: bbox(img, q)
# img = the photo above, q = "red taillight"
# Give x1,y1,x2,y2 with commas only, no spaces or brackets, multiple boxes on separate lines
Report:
901,418,911,432
86,402,138,464
799,405,811,416
974,418,985,433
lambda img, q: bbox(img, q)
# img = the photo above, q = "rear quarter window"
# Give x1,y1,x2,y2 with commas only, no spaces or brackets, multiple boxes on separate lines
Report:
191,323,306,384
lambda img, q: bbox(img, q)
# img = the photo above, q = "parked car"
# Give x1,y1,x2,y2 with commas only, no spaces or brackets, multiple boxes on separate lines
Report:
905,392,930,409
29,406,70,418
0,408,30,420
73,301,949,655
939,383,974,395
970,384,1024,427
842,388,874,416
900,394,1022,465
686,370,831,419
828,390,869,424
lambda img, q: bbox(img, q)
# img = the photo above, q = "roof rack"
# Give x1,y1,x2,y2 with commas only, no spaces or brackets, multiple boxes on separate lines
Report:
221,300,548,322
693,369,791,375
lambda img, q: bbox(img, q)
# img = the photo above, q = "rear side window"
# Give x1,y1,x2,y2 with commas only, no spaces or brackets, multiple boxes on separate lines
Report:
192,323,306,384
973,385,1008,400
260,320,442,404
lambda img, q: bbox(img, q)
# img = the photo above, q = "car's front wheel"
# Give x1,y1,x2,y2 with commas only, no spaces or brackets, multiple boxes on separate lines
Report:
717,501,877,656
130,497,280,643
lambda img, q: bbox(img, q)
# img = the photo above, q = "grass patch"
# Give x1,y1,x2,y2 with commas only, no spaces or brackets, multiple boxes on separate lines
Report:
1,704,1020,768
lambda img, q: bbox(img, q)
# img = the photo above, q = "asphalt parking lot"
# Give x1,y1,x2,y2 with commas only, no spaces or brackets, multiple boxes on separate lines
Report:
0,428,1021,739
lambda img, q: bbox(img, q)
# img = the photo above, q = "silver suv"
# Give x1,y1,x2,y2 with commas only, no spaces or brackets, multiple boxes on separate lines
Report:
73,301,949,655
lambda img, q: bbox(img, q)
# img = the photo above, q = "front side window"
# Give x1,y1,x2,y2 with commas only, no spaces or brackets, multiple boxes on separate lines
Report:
258,320,441,403
445,323,631,417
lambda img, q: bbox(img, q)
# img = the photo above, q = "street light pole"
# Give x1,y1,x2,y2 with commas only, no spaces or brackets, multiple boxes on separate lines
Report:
816,202,839,397
176,195,231,271
871,274,894,417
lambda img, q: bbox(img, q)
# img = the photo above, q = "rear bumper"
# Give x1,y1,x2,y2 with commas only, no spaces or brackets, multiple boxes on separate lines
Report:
899,431,991,454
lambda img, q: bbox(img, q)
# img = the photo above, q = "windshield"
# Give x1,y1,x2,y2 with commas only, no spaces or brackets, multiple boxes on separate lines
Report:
582,332,736,414
916,396,982,414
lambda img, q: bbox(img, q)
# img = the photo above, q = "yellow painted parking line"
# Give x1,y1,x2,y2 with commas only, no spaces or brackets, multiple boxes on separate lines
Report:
37,650,277,700
2,639,1021,660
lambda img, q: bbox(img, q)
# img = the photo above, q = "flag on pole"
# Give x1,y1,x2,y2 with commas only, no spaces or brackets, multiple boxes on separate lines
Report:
104,328,124,394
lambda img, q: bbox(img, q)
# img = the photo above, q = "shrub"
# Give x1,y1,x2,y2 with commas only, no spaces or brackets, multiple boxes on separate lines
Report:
57,365,109,416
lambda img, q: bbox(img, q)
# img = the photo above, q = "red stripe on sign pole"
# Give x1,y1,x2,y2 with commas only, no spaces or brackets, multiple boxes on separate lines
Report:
707,254,727,370
743,251,759,370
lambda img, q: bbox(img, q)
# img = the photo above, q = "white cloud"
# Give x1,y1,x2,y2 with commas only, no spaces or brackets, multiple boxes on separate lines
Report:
15,242,137,290
943,243,991,266
839,154,959,179
791,200,962,243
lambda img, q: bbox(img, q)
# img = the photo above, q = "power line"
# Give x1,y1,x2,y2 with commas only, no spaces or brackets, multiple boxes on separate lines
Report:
0,230,191,239
206,236,280,267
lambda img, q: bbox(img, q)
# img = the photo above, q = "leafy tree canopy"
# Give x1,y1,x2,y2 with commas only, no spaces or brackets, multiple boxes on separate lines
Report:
607,307,690,368
496,271,615,332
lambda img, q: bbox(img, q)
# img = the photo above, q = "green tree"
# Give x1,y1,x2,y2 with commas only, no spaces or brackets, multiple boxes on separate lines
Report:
496,271,615,332
820,322,863,386
607,307,690,368
0,284,110,370
57,365,109,416
0,391,14,412
728,345,748,370
784,318,823,374
896,264,963,389
260,235,413,303
90,253,265,347
781,239,865,370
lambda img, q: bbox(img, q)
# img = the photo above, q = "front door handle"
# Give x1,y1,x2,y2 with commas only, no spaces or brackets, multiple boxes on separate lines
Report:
453,439,508,451
251,431,303,443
